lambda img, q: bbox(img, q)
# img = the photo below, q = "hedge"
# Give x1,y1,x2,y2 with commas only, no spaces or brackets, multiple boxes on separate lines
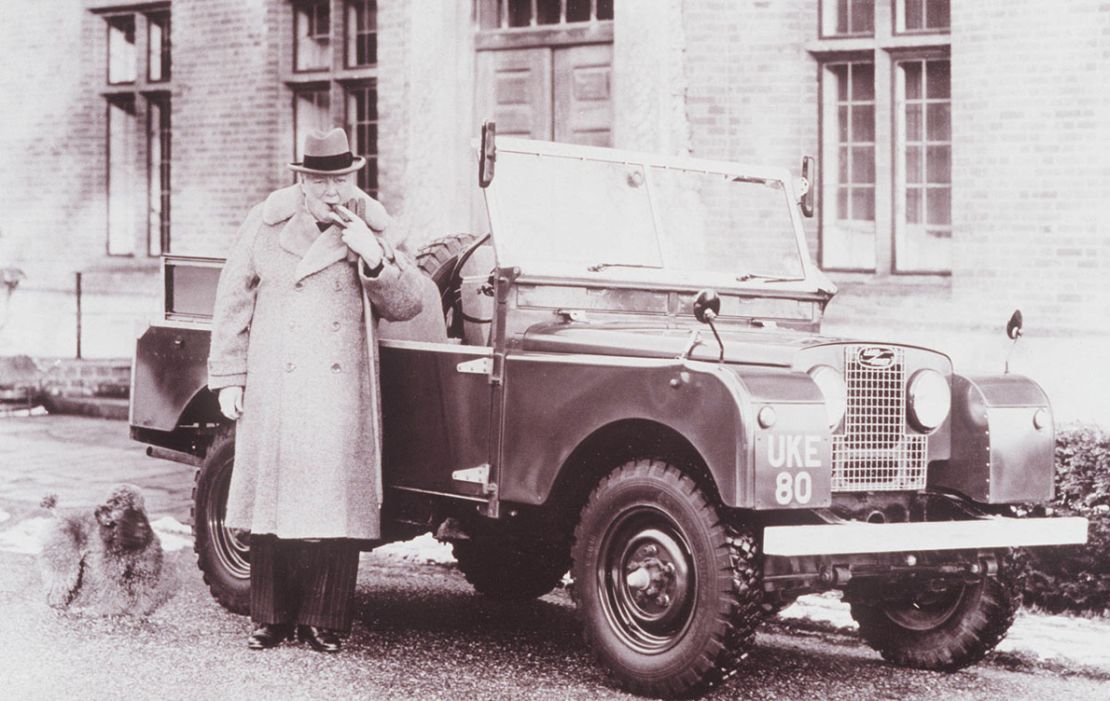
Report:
1013,425,1110,615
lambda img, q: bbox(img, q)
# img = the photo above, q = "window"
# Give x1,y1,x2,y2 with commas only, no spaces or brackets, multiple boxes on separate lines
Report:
821,0,874,37
814,0,949,274
294,0,331,71
345,0,376,68
288,1,379,195
896,0,949,33
478,0,614,29
107,15,137,84
101,8,172,257
346,83,378,197
148,11,171,82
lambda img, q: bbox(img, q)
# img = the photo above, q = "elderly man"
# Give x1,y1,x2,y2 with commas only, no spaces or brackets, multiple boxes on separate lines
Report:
207,128,424,652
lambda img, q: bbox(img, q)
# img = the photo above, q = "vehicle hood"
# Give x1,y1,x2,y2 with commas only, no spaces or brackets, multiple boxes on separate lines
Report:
520,322,842,367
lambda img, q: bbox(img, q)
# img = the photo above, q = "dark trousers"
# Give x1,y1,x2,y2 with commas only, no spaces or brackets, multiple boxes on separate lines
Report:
249,535,360,634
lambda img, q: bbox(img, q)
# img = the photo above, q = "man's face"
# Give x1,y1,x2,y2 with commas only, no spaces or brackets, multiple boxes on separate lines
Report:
301,172,356,212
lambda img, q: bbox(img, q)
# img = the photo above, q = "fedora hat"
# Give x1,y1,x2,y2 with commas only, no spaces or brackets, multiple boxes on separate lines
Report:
289,128,366,175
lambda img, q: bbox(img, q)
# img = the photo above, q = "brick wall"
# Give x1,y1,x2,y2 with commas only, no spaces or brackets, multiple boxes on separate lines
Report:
950,0,1110,332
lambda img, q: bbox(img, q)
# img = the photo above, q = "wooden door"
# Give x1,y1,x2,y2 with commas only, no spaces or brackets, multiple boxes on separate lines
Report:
553,44,612,146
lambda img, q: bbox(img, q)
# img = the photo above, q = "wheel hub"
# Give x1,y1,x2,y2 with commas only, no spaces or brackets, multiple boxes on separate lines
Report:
600,511,696,654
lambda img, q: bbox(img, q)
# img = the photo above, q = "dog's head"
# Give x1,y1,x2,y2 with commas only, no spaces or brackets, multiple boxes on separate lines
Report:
94,484,154,553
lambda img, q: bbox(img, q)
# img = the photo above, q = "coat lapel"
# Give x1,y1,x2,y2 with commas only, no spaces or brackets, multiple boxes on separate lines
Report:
264,185,350,282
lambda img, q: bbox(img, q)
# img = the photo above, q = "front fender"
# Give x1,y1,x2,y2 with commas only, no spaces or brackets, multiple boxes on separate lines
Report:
130,323,212,432
498,354,831,509
928,374,1054,503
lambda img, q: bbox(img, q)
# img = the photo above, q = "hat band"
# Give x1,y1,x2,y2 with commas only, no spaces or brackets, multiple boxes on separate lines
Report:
301,152,354,171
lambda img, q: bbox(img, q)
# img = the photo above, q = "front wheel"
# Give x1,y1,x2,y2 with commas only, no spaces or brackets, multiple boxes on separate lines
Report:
192,428,251,614
849,556,1021,671
571,459,763,698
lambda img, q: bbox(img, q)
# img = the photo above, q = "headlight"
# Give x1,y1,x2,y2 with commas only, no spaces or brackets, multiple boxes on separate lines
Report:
908,369,950,432
808,365,847,430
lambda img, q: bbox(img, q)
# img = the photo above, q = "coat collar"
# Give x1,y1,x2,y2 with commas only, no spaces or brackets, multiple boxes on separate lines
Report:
263,185,352,282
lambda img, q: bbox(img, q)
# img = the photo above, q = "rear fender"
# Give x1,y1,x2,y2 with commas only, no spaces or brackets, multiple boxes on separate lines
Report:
130,324,213,432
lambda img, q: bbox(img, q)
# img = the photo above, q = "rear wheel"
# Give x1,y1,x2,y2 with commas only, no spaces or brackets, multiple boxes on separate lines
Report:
192,428,251,614
849,555,1021,671
453,537,570,601
571,459,762,698
414,233,486,339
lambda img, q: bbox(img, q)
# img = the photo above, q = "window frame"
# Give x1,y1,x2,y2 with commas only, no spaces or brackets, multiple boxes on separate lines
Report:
818,0,876,40
344,0,377,69
893,0,950,36
293,0,333,73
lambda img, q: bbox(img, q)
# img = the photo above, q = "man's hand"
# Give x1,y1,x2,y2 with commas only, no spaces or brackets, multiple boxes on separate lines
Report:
218,386,245,421
329,204,384,270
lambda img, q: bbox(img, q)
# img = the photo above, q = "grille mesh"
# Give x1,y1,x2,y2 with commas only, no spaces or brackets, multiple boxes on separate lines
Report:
831,346,927,492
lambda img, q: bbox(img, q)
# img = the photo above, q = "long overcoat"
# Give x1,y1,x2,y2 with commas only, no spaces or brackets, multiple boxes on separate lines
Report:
207,185,424,540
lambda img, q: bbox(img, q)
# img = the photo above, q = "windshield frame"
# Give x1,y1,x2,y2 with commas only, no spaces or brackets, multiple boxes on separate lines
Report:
481,137,825,293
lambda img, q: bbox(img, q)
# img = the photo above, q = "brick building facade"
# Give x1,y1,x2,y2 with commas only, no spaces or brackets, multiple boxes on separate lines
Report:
0,0,1107,422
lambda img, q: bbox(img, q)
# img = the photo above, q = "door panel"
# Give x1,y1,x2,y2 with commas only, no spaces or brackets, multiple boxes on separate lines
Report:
380,345,492,496
475,48,552,139
553,44,613,146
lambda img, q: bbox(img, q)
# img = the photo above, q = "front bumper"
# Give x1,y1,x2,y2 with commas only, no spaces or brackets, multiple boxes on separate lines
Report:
762,516,1089,557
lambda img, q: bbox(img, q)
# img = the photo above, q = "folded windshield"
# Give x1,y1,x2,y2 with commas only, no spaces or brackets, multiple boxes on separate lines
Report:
486,146,805,282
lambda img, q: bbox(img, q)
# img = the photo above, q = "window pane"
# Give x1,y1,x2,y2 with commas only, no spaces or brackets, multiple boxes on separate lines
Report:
147,98,171,256
926,187,950,226
597,0,614,20
926,145,950,183
906,188,922,224
566,0,592,22
507,0,532,26
294,89,331,160
837,188,849,219
838,105,849,141
852,104,874,141
295,1,331,71
851,63,874,101
904,61,922,99
148,12,171,82
926,60,950,99
832,64,849,101
838,146,850,182
854,0,874,33
906,146,923,184
905,104,923,141
346,1,376,67
926,103,951,141
851,146,874,184
926,0,950,29
108,97,137,255
537,0,561,24
836,0,849,34
107,15,136,84
346,83,378,196
904,0,923,30
852,187,875,221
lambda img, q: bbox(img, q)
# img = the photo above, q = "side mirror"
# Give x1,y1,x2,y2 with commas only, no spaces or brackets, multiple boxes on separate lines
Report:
693,289,721,324
1006,309,1024,340
479,121,497,189
800,156,816,218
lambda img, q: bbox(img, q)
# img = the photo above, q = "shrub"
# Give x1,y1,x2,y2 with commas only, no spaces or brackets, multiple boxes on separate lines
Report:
1014,425,1110,615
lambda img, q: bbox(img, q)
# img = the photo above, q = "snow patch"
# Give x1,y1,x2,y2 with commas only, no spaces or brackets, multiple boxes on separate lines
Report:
150,516,193,552
0,516,49,555
373,533,455,565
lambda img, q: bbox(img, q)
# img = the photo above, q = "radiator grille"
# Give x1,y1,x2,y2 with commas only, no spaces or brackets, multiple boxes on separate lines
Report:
831,346,927,492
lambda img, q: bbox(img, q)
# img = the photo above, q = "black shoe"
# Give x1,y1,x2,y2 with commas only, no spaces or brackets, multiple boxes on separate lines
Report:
298,625,342,653
247,624,293,650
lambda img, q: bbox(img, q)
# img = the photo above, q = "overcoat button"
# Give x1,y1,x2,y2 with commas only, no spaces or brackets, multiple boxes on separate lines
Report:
295,282,304,291
331,362,342,373
331,321,341,331
286,362,295,372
